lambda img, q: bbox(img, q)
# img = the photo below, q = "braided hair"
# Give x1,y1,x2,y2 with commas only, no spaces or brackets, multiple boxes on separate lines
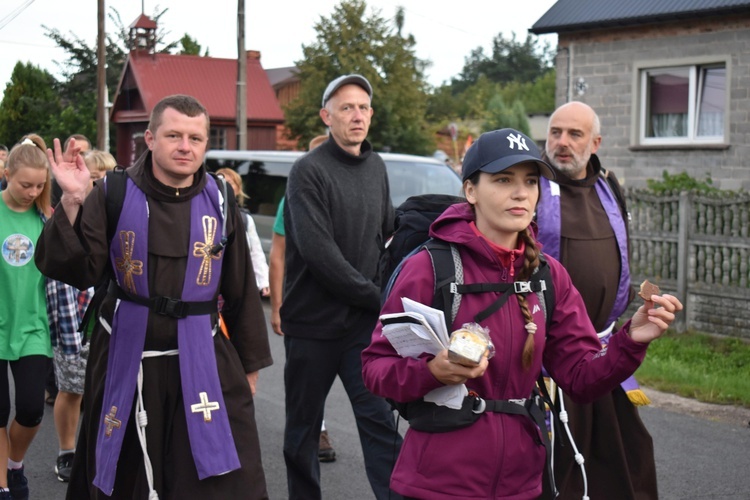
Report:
516,227,543,370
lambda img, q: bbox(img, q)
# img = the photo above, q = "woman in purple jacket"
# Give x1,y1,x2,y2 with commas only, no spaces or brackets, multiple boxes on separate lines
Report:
362,129,682,500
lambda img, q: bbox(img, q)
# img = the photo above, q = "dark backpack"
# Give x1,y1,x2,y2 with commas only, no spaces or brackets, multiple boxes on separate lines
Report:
379,193,561,497
379,193,465,296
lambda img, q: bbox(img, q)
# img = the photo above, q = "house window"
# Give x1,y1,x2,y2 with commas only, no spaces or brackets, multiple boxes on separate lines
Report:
639,63,726,145
210,128,227,150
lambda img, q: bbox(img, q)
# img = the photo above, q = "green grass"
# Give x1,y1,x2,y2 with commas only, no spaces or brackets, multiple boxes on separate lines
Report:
635,330,750,408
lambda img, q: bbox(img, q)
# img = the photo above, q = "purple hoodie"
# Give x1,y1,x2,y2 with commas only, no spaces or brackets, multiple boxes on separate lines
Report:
362,203,649,499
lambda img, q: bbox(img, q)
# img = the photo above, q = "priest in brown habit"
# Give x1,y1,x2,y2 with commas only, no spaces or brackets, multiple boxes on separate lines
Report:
36,94,272,500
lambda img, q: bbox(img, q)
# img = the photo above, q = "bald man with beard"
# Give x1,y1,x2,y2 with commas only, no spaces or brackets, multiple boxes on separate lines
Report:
536,101,657,500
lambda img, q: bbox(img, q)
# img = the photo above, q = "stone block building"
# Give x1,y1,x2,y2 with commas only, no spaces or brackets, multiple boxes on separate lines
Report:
531,0,750,190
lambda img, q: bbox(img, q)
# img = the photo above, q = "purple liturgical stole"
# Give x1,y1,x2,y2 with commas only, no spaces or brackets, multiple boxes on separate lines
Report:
537,176,631,325
537,175,637,399
93,175,240,495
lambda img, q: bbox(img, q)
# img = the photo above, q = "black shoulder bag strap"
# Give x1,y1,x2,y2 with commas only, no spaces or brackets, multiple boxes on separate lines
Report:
77,167,128,334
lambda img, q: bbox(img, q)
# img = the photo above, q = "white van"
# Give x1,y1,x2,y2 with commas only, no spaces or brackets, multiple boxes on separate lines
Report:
204,150,463,256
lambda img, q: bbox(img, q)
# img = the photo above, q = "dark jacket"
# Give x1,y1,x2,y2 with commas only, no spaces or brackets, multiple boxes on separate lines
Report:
281,138,394,339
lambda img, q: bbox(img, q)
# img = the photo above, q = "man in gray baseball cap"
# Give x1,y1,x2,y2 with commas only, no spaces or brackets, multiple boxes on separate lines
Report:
321,74,373,107
282,73,402,499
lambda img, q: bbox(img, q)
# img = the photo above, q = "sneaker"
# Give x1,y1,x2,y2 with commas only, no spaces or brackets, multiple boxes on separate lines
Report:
318,430,336,463
7,466,28,500
0,489,10,500
55,452,75,482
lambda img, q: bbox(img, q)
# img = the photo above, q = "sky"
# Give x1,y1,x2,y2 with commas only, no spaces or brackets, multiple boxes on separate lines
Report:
0,0,557,97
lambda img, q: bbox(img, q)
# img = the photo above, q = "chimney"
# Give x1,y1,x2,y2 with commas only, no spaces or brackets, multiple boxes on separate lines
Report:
246,50,261,60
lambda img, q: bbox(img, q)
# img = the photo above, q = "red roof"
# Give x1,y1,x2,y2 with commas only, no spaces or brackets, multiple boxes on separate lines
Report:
121,52,284,123
130,14,157,30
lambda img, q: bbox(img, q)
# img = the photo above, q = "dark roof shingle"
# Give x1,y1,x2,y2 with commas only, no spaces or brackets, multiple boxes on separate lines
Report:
531,0,750,34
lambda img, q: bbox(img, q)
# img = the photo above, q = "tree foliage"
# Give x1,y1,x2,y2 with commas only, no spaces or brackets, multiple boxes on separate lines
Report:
0,6,200,152
496,69,556,115
0,62,62,146
42,10,128,146
452,32,553,93
283,0,432,154
483,95,530,136
179,34,209,56
426,33,555,140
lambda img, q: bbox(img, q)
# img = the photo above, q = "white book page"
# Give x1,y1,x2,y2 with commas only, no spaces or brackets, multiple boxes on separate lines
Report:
379,312,445,358
400,297,451,347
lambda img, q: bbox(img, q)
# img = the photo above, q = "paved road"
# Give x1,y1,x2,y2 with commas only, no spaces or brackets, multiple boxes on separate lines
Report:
24,302,750,499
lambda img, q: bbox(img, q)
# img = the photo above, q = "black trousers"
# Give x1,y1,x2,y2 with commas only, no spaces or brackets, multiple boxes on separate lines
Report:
283,324,403,500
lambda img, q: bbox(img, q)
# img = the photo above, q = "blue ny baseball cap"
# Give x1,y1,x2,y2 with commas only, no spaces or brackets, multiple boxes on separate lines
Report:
461,128,555,182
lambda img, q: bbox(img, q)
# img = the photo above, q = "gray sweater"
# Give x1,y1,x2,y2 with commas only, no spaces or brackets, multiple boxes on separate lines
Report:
281,138,394,339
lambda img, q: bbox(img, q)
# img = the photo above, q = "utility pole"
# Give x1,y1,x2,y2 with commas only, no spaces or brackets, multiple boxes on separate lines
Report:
236,0,247,150
96,0,109,151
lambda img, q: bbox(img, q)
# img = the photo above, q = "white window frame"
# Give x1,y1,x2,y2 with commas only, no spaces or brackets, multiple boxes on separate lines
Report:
632,56,730,147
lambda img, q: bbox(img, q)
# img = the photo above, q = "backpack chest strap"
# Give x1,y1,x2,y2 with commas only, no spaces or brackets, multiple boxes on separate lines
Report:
452,281,547,324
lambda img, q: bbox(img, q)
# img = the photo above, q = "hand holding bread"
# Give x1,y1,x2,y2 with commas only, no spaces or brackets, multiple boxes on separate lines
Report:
628,280,683,344
638,279,661,301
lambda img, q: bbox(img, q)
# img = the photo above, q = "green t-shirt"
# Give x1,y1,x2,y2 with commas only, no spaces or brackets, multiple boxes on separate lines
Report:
273,197,285,236
0,197,53,360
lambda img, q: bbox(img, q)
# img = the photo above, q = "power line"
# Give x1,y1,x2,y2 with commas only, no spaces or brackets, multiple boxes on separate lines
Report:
0,0,36,31
0,39,54,49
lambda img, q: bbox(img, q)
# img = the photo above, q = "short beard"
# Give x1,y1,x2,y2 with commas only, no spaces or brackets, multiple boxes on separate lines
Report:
545,147,589,179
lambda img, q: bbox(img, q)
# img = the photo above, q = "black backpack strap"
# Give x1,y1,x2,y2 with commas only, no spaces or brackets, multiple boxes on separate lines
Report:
533,255,556,331
426,240,557,331
105,167,128,242
471,279,547,324
424,239,456,333
207,171,230,254
530,375,559,498
78,168,128,334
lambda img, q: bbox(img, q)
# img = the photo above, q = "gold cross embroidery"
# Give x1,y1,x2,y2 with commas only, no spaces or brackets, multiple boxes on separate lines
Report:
192,216,221,286
104,406,122,437
190,392,220,422
115,231,144,294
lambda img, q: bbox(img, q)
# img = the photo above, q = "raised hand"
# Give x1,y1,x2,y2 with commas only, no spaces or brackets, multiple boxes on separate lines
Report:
46,137,90,202
628,294,684,344
47,138,93,223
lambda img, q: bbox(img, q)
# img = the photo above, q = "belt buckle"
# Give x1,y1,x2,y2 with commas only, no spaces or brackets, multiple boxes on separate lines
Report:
472,397,487,414
154,297,187,318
